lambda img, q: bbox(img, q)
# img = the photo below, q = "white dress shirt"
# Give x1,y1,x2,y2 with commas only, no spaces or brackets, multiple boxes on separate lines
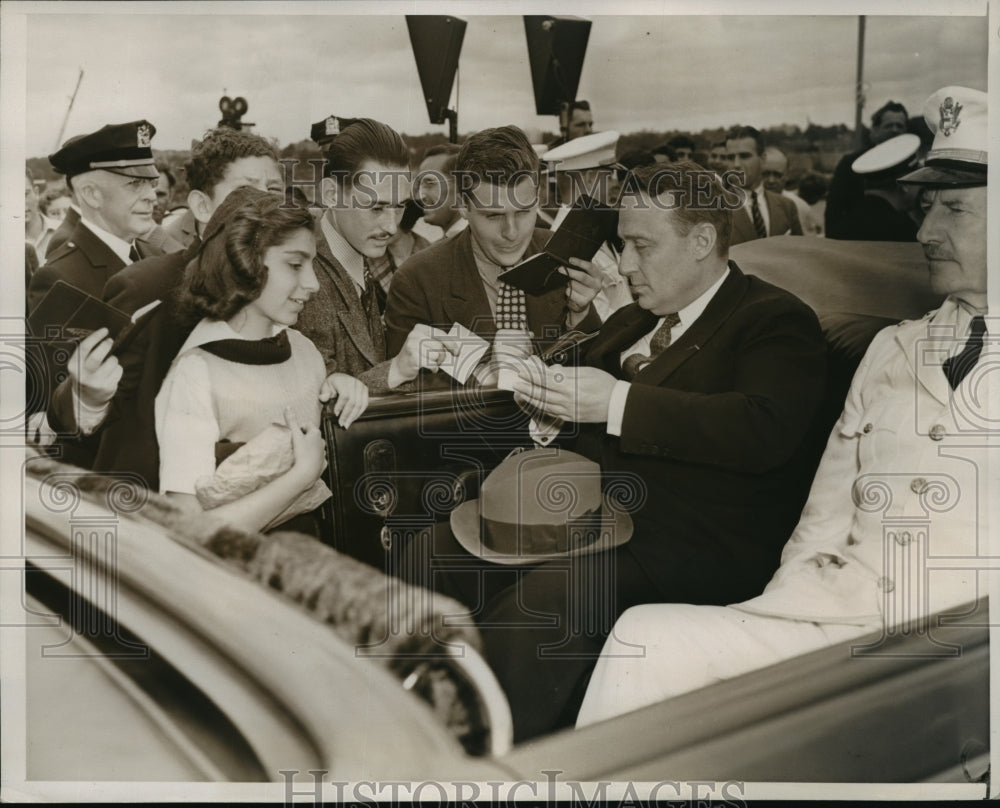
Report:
320,214,365,293
78,216,136,265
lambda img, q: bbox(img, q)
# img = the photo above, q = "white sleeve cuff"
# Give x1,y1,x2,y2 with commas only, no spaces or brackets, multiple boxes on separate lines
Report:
70,389,111,436
27,411,55,447
529,413,564,446
606,379,631,436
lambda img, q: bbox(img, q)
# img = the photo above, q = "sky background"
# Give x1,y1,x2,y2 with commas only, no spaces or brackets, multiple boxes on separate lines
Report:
19,3,989,155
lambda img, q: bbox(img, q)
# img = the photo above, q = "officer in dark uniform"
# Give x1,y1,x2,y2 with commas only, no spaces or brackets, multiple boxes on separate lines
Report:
26,121,160,452
28,120,161,316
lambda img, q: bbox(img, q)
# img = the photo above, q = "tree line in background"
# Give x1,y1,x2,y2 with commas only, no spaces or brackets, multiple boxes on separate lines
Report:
28,120,856,206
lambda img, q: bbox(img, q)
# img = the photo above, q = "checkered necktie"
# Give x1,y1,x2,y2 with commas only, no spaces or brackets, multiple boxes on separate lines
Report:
943,315,986,389
751,190,767,239
621,312,681,380
496,280,528,331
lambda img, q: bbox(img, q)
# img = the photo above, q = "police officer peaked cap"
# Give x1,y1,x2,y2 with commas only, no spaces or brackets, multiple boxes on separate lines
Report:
49,120,159,180
310,114,361,147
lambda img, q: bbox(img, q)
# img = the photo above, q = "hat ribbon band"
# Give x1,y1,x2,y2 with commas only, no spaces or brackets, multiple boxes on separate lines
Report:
481,507,610,556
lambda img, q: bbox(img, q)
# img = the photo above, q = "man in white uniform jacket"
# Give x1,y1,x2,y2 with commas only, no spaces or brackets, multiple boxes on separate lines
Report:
578,85,993,727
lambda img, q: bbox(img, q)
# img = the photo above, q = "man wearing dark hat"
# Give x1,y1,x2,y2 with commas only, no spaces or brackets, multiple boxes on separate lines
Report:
26,121,162,449
472,160,828,740
40,129,285,485
29,121,162,314
576,86,992,726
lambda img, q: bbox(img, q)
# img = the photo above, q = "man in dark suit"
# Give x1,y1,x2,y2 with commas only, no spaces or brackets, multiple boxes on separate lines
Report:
384,125,602,358
26,121,162,450
480,161,828,741
42,129,285,485
725,125,802,245
28,121,162,314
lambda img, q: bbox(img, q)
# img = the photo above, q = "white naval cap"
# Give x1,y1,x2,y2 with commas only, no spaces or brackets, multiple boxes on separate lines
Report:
544,130,620,172
899,85,987,186
852,133,921,175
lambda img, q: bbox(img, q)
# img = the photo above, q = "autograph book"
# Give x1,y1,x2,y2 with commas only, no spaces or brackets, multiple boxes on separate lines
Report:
498,196,619,296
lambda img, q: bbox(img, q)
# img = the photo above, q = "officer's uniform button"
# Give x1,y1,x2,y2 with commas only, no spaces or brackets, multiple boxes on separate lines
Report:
929,424,947,441
878,577,895,593
910,477,928,494
863,423,873,434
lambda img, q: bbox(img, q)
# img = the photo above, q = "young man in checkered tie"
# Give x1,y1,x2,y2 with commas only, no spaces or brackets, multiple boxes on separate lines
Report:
384,125,604,365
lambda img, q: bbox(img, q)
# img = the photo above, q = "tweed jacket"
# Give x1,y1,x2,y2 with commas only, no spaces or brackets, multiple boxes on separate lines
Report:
295,230,395,394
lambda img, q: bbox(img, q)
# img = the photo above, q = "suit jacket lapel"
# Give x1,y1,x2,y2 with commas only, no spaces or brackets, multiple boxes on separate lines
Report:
638,262,748,386
586,303,659,375
72,222,125,287
442,230,495,339
765,191,785,236
315,237,379,366
731,206,753,243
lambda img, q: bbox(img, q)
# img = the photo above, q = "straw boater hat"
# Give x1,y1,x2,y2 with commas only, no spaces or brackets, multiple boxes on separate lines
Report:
450,448,632,565
898,86,987,187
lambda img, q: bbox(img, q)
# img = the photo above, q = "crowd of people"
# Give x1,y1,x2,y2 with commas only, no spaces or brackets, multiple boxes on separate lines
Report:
23,83,991,743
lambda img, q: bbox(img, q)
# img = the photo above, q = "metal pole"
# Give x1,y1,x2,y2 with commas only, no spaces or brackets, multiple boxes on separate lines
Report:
854,16,866,151
55,68,84,151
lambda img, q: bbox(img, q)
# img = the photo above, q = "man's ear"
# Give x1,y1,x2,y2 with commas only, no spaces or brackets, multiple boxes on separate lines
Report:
689,221,718,260
320,176,340,209
74,178,102,210
187,189,214,225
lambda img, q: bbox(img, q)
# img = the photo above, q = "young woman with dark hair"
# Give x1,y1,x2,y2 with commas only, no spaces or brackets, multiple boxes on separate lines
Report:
155,186,368,534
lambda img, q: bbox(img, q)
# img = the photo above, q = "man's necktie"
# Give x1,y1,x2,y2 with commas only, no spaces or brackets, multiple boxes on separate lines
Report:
128,243,141,263
751,191,767,239
943,315,987,389
361,260,383,328
497,280,528,331
621,312,681,380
